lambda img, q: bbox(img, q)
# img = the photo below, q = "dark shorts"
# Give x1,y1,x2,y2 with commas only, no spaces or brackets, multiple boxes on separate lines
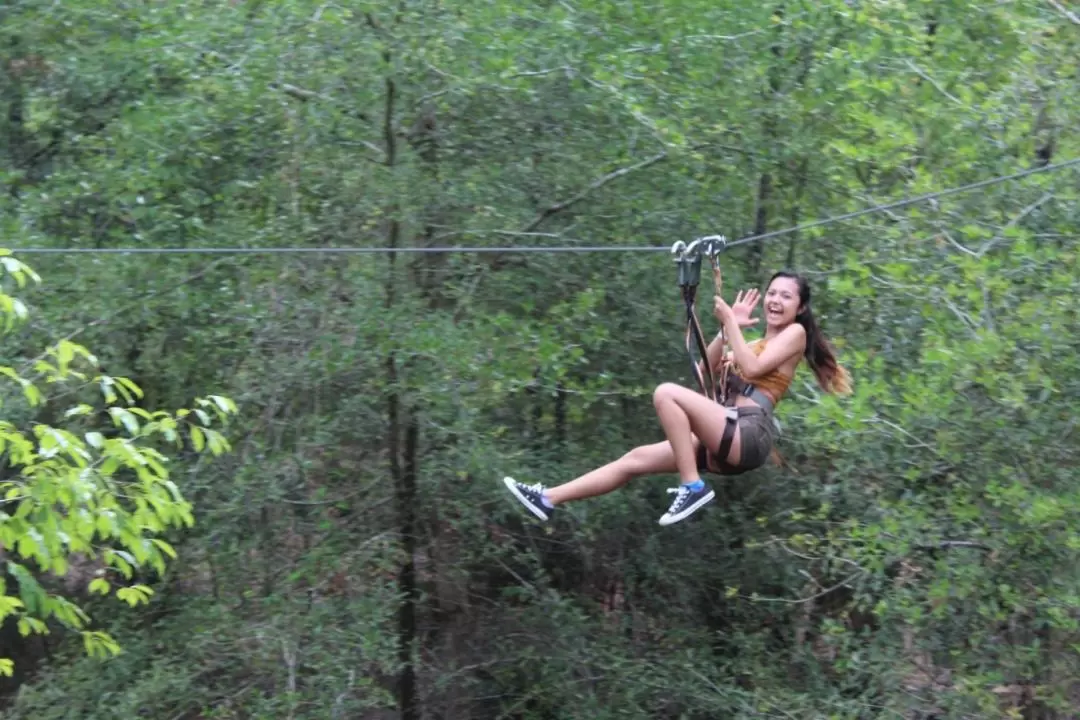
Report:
696,405,777,475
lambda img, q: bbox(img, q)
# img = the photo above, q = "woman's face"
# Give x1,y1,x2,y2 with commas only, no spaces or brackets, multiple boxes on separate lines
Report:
764,276,802,328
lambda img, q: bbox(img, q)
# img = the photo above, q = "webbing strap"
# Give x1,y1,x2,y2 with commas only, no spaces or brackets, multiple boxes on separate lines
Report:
707,253,730,404
715,406,740,462
674,236,728,406
683,284,717,402
739,383,775,414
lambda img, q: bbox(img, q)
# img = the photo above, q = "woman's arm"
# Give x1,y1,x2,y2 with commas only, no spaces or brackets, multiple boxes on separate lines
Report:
716,299,806,378
703,332,728,373
697,322,756,376
698,289,760,374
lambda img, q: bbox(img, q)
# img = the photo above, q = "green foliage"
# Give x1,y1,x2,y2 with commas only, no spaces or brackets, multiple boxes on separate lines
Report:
0,253,236,675
0,0,1078,718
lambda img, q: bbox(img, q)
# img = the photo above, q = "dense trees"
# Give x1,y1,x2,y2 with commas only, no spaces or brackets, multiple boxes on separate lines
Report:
1,1,1078,717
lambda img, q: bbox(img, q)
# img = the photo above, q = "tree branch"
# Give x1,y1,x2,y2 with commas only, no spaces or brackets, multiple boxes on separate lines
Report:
938,229,978,257
977,192,1054,257
432,229,568,242
509,66,572,78
1047,0,1080,26
904,60,965,107
747,571,863,604
278,83,323,102
865,414,944,456
915,540,992,553
521,151,667,232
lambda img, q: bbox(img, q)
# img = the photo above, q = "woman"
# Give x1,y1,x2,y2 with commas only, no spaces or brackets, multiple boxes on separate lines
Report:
503,271,851,526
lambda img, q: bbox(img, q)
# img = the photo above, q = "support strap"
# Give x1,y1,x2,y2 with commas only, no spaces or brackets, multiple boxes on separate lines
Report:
682,283,716,401
715,406,740,462
672,236,727,404
726,375,776,414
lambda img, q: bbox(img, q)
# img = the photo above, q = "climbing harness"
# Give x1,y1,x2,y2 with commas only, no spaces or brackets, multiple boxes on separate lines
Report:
671,235,728,404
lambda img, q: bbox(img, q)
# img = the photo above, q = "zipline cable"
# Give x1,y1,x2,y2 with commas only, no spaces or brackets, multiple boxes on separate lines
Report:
726,157,1079,249
7,157,1079,256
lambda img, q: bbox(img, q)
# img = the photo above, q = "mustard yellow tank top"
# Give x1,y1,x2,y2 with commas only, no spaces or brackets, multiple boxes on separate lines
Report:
733,339,793,405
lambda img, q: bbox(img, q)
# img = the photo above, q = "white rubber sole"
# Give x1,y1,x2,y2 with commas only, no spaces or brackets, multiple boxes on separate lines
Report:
658,490,715,526
502,476,550,521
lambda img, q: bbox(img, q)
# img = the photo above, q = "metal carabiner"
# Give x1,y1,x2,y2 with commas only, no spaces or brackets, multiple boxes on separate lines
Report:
698,234,727,259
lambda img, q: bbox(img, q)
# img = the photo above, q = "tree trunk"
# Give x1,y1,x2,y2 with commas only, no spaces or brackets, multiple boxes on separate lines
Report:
380,47,419,720
751,171,772,275
785,157,809,268
554,382,567,448
749,6,786,275
3,37,27,197
398,403,419,720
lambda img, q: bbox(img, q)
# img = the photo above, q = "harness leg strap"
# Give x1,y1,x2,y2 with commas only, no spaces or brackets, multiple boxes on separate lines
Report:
713,406,740,468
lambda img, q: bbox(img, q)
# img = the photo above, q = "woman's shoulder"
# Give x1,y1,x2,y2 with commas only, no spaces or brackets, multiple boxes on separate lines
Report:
768,323,807,354
780,322,808,352
753,323,805,346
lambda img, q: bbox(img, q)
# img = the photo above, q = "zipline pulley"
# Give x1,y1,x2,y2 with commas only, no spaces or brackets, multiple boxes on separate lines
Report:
670,235,726,291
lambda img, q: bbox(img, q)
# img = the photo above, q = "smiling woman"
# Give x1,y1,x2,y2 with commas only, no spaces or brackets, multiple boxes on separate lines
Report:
503,270,852,527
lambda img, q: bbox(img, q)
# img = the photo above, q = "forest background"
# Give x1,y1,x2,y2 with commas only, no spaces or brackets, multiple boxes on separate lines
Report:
2,1,1080,718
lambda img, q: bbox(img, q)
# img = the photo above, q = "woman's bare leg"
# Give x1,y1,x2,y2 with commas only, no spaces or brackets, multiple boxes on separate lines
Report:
650,382,744,525
503,382,742,524
545,439,694,505
652,382,742,481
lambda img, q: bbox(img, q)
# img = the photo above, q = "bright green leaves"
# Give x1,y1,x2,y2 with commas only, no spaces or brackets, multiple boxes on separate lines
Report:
82,631,121,660
0,252,38,330
0,254,236,673
115,585,154,607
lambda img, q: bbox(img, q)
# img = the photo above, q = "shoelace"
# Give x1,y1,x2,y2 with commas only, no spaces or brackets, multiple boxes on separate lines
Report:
665,486,691,510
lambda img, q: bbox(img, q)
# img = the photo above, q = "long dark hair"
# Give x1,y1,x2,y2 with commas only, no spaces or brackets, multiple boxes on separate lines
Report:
769,271,852,395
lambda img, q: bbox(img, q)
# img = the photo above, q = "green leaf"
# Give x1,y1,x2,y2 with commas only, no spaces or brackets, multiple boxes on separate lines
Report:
116,585,154,607
17,616,47,637
0,595,25,620
64,403,93,418
82,631,121,659
22,382,42,407
108,407,140,435
88,578,111,596
151,538,178,559
189,425,205,452
115,376,145,400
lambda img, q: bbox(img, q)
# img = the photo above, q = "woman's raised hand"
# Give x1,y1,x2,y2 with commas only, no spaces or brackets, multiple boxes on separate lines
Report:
730,288,760,328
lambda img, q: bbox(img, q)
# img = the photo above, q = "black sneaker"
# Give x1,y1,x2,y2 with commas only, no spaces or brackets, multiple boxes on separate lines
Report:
658,483,715,526
502,476,553,521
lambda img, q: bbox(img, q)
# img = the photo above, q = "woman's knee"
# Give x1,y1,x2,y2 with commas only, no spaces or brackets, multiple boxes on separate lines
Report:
618,442,677,476
652,382,681,409
620,444,651,466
